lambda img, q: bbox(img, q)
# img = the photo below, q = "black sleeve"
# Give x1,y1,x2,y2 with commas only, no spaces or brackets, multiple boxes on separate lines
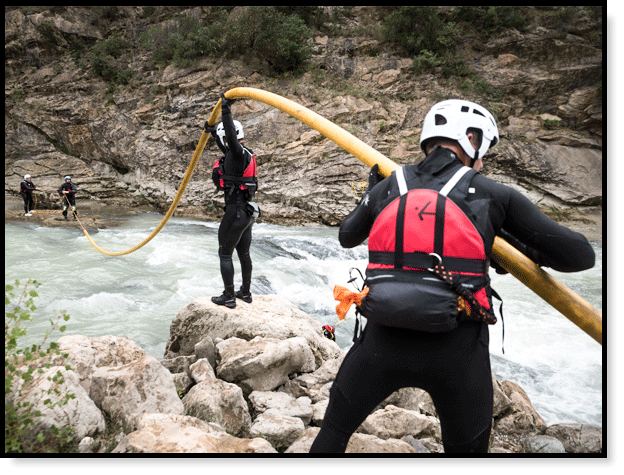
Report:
221,102,246,169
501,188,595,272
339,177,392,248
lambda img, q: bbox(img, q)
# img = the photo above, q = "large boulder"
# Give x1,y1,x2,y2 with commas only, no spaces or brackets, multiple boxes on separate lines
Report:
164,295,341,367
182,378,251,438
113,414,276,453
494,380,547,435
15,366,106,449
285,427,418,454
545,423,602,453
51,335,147,394
248,390,313,425
357,405,439,440
250,413,305,451
89,354,184,430
216,336,315,393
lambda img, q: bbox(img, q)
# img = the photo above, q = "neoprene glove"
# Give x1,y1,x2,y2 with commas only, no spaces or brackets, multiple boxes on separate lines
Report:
221,93,235,110
367,164,382,193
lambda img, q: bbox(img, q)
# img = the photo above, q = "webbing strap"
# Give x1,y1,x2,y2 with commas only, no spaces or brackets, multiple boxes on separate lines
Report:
396,166,408,196
440,166,471,197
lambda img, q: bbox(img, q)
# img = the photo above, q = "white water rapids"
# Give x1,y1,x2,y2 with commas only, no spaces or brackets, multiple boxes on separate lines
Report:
5,213,602,427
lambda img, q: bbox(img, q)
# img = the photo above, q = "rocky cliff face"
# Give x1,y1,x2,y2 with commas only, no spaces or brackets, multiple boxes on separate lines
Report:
5,7,602,231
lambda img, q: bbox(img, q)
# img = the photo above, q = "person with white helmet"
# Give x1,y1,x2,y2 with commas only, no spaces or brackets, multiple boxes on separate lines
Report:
206,94,259,308
20,174,38,216
310,99,595,454
57,175,78,221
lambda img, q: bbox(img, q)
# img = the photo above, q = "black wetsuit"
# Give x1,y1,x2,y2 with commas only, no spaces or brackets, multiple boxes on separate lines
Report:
211,101,256,296
20,179,36,213
58,182,78,218
310,147,595,454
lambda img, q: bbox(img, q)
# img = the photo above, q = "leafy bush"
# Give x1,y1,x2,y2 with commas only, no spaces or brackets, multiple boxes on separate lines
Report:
382,6,460,57
383,7,468,78
89,35,134,85
5,279,76,453
452,6,529,34
142,7,312,74
251,8,313,74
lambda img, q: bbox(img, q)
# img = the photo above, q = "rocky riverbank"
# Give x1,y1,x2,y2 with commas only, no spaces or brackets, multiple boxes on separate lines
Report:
9,294,601,454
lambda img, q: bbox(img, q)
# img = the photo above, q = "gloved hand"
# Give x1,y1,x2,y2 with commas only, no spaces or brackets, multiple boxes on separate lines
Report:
220,93,235,109
367,164,382,193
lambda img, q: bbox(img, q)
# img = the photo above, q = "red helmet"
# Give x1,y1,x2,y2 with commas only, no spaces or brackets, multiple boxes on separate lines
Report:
321,325,335,341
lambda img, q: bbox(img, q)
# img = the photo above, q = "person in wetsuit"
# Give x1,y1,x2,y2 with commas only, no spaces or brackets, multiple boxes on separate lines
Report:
310,99,595,454
20,174,37,216
208,94,258,309
58,176,78,221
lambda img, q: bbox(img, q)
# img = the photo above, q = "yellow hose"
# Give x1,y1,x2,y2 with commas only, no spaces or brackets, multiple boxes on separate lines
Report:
80,129,210,256
80,86,601,344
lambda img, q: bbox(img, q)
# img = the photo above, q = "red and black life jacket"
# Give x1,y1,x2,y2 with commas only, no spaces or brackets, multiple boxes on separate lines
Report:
212,147,257,194
361,164,497,332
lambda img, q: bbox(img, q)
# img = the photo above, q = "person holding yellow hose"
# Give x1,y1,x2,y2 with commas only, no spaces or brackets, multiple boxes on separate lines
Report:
207,94,259,309
310,99,595,454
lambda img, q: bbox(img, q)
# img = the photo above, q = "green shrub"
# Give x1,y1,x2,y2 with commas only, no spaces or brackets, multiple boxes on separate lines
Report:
452,6,529,34
5,279,76,453
89,35,134,85
384,7,468,79
141,7,312,74
382,6,460,57
251,8,312,74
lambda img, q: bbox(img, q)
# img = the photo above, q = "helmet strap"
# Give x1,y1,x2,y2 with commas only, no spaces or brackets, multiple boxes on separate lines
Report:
470,150,479,169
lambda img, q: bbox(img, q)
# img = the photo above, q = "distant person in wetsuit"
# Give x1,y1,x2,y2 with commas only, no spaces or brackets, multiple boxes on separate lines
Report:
20,174,38,216
310,99,595,454
207,94,259,309
58,175,78,221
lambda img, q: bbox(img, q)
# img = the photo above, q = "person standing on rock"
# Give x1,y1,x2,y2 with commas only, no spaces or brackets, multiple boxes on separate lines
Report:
58,175,78,221
207,94,259,309
310,99,595,454
20,174,38,216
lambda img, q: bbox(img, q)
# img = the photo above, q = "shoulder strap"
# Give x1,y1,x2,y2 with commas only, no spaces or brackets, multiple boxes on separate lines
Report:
395,167,408,196
440,166,472,197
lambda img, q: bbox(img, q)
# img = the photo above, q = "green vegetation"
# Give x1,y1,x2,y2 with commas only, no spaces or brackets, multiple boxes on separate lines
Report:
140,7,313,74
5,279,76,453
89,35,134,85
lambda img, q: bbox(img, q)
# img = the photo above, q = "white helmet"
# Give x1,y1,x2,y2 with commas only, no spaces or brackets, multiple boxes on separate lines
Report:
216,120,244,148
24,174,31,180
64,176,71,181
420,99,499,160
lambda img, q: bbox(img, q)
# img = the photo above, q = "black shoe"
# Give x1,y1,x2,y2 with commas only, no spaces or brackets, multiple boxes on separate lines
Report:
64,215,68,221
212,291,236,308
236,289,252,303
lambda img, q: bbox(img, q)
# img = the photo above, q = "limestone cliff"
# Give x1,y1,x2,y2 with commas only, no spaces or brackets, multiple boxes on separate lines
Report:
5,6,602,234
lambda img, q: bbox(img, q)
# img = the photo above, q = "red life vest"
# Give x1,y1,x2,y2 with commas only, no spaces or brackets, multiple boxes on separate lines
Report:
362,165,496,332
212,148,257,193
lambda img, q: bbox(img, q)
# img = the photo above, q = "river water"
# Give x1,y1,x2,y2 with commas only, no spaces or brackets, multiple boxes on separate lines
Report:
4,213,602,427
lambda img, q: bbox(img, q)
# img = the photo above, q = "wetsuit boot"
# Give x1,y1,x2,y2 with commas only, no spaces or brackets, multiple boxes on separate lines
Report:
236,284,252,303
236,251,253,303
212,286,236,308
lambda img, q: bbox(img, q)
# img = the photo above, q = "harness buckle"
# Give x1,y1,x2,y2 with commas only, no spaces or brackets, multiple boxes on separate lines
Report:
427,253,442,272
